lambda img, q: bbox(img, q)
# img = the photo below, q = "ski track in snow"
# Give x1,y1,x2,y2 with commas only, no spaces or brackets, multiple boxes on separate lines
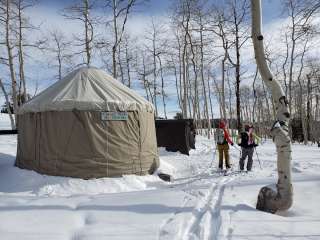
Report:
158,136,272,240
181,177,232,240
159,172,241,240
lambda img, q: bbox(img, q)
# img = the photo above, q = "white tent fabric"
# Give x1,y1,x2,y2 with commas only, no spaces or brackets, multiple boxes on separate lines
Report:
18,67,154,114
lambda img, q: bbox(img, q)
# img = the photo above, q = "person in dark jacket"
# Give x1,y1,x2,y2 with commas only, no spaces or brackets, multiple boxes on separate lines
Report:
238,124,258,171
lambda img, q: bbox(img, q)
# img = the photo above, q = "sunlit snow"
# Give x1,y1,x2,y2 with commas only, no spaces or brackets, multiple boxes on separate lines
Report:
0,113,319,240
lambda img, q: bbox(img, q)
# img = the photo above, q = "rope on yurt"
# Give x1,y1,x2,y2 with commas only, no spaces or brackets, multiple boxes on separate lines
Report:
131,112,135,175
103,101,109,177
62,115,77,158
105,119,109,177
55,113,60,175
37,112,41,170
33,113,37,169
138,111,143,175
72,110,97,172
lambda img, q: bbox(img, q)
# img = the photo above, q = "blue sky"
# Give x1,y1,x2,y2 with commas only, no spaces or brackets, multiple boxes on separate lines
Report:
38,0,283,22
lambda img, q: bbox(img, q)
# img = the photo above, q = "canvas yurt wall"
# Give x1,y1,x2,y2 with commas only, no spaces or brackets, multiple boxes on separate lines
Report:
16,67,159,179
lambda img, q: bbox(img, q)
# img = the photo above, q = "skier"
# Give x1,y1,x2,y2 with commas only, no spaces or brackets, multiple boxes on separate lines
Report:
238,124,258,171
214,120,234,171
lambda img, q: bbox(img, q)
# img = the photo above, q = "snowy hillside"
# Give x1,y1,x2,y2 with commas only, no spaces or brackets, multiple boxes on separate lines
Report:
0,116,319,239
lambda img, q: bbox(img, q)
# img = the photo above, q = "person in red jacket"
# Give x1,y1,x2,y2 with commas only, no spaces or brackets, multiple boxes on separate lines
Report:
214,120,234,170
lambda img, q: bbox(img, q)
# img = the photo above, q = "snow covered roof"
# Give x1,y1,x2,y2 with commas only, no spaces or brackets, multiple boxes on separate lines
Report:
18,67,154,114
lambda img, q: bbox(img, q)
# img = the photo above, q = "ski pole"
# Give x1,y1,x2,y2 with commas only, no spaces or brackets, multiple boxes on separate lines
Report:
232,144,241,152
254,147,262,169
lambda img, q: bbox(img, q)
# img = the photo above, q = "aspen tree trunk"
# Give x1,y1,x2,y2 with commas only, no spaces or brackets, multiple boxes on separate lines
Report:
227,70,234,132
188,39,198,122
112,0,118,78
117,45,125,84
288,37,296,116
17,0,27,103
51,30,69,82
252,67,258,123
261,80,273,121
234,19,242,132
182,34,188,119
221,55,227,120
84,0,91,66
152,32,158,117
251,0,293,213
157,55,167,119
55,35,63,81
125,43,131,88
227,0,249,132
58,52,62,81
172,56,182,110
199,23,211,138
0,78,15,129
212,74,223,119
182,3,191,119
109,0,136,79
306,74,311,142
186,63,192,118
5,0,18,127
282,34,289,97
207,71,214,121
141,54,151,102
176,38,183,112
315,95,319,122
296,41,308,144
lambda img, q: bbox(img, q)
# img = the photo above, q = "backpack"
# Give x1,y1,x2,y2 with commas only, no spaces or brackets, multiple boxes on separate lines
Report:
215,129,225,144
240,132,249,145
239,132,253,148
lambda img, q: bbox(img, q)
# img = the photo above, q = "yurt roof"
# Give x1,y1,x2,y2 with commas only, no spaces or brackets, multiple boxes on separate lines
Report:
18,67,154,114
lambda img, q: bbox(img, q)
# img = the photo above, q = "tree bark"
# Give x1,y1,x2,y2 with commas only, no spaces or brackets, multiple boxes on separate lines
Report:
251,0,293,213
207,70,214,121
199,19,211,138
117,45,125,84
110,0,136,79
172,56,182,111
0,78,15,129
306,74,311,142
125,41,131,88
84,0,91,66
181,2,191,118
17,0,27,104
157,55,167,119
5,0,18,125
221,56,227,120
152,27,158,117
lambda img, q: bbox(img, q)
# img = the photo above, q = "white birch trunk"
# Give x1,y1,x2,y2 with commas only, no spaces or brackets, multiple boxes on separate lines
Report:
17,0,27,103
84,0,91,66
112,0,118,78
0,78,15,129
5,0,18,122
251,0,293,213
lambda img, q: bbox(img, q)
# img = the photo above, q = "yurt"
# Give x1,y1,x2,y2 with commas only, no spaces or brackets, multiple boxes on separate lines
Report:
16,67,159,179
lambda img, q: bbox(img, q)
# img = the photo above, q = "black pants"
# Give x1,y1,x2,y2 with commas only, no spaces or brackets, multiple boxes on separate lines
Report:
239,147,254,171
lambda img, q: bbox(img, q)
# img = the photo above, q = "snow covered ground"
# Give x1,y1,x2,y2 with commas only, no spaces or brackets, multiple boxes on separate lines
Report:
0,113,11,130
0,113,320,240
